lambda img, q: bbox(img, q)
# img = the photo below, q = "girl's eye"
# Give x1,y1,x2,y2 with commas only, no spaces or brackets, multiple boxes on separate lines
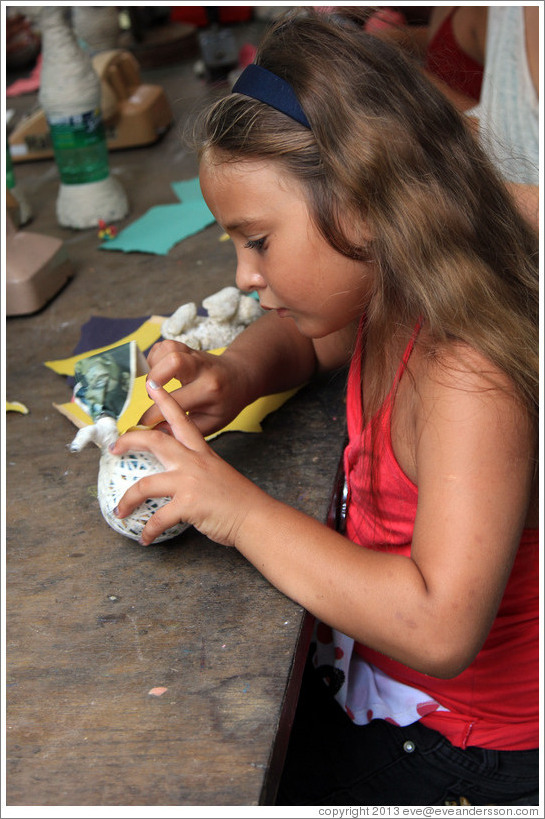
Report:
244,237,267,252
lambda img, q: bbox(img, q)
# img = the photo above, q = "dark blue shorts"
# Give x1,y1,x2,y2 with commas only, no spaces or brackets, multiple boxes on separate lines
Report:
275,659,539,806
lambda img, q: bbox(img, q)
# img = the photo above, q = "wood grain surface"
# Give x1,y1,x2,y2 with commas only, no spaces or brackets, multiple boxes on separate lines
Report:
5,49,347,807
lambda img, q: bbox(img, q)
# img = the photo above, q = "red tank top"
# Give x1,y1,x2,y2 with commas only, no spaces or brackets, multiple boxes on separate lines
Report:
343,324,538,750
426,8,484,102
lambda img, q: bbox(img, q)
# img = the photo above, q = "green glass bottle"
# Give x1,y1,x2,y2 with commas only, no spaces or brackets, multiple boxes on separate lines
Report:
38,6,128,228
48,108,110,185
6,142,32,225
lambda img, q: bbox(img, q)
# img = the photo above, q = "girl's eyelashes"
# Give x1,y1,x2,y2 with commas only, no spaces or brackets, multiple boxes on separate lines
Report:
244,237,267,252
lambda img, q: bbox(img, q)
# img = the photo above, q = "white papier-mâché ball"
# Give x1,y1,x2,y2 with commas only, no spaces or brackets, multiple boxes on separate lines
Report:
97,448,189,542
71,416,188,543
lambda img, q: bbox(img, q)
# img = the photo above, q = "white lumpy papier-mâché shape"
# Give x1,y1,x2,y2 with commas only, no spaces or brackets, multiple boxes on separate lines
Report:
161,286,263,350
71,416,189,543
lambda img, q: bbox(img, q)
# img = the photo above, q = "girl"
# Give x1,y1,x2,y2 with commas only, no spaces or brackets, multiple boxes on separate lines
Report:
110,9,539,806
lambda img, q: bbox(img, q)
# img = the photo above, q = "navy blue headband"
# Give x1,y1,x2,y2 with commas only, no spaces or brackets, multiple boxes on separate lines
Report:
232,63,311,129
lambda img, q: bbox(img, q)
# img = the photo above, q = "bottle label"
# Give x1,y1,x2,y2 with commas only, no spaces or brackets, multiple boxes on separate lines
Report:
48,109,110,185
6,145,16,189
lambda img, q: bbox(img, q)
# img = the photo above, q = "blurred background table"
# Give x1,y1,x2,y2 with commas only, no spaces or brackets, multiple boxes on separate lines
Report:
5,11,347,807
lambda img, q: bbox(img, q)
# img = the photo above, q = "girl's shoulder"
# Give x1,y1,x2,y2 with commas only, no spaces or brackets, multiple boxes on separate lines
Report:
412,333,516,397
407,336,532,450
390,331,534,490
408,335,538,527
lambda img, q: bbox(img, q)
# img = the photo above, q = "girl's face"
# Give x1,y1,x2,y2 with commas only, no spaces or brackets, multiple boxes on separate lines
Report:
199,152,374,339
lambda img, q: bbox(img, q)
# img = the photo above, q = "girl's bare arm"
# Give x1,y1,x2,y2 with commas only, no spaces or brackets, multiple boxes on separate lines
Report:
114,348,534,678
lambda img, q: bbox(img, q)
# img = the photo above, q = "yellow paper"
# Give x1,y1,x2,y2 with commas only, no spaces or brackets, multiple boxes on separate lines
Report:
206,390,300,439
6,401,29,414
48,325,300,440
124,379,299,439
117,375,181,433
53,400,94,429
44,317,164,376
55,375,298,440
116,353,300,438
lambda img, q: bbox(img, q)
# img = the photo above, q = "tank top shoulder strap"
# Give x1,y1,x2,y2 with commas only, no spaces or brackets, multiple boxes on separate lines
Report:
349,317,423,431
392,318,423,390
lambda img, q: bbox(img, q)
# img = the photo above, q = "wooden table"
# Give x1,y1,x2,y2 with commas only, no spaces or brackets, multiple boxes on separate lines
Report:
5,52,347,806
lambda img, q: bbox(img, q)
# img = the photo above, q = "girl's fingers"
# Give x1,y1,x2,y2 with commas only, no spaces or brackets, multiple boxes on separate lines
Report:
114,472,183,544
139,502,182,545
145,342,202,399
114,470,172,518
139,400,167,428
146,339,192,372
150,420,175,436
146,380,206,451
111,379,217,545
111,427,179,465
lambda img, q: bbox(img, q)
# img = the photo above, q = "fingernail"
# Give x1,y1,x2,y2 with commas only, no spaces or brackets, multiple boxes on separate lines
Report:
108,442,116,452
113,506,120,517
147,379,160,390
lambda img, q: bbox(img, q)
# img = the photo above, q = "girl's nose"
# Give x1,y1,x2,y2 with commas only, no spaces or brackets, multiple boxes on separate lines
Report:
235,258,266,293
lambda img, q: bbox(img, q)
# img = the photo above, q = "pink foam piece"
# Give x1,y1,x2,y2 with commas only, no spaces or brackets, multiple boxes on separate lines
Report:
148,686,168,697
6,53,42,97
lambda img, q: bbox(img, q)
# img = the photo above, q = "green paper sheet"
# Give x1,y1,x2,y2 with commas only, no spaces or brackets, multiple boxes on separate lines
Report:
100,177,215,255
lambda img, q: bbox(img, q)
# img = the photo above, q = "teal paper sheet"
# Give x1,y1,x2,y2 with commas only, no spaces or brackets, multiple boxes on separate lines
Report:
101,177,215,255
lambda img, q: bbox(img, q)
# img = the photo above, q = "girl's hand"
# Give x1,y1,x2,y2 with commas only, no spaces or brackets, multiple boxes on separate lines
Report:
112,380,261,546
139,341,252,437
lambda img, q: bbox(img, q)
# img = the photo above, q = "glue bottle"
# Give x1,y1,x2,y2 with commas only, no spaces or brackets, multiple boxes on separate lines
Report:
38,6,128,229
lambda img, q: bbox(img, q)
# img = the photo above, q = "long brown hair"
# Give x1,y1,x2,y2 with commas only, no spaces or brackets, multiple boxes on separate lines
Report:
192,8,538,434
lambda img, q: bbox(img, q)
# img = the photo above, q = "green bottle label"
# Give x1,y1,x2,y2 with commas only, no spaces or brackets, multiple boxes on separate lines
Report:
6,144,16,189
48,109,110,185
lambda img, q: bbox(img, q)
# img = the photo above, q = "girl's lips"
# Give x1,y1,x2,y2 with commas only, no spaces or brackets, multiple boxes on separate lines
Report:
261,304,289,317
